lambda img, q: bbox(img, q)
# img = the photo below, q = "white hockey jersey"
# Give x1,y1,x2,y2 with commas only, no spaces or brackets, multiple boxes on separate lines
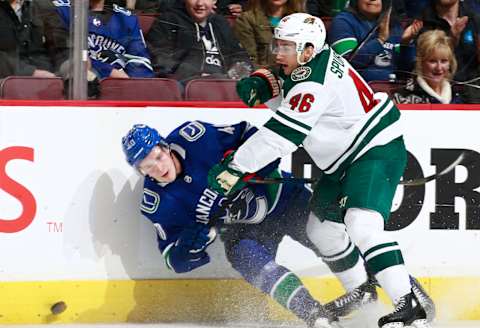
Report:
232,46,403,176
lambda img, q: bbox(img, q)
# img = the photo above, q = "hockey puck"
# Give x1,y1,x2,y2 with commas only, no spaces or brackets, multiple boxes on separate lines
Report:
50,301,67,314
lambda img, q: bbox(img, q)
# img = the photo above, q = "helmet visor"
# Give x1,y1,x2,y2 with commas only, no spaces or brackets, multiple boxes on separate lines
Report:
271,38,297,56
137,145,170,176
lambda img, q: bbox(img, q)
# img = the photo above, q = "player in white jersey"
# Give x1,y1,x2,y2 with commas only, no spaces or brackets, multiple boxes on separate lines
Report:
207,13,434,328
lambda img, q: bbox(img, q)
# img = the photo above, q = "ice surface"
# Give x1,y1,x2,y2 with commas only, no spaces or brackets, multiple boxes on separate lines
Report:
0,322,478,328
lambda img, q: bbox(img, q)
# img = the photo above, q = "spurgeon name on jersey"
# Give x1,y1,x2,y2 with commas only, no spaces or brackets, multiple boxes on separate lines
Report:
233,46,402,176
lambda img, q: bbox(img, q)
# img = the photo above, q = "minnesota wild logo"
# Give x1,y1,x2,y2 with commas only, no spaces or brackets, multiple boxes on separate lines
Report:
291,66,312,81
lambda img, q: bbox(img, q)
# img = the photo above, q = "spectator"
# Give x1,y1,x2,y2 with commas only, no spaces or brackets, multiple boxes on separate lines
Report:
215,0,248,17
393,29,463,103
419,0,480,102
234,0,305,68
146,0,252,84
328,0,422,82
0,0,55,78
306,0,332,17
45,0,154,79
403,0,429,18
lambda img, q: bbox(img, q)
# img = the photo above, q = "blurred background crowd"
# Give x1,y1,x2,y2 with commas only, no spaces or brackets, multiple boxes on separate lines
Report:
1,0,479,103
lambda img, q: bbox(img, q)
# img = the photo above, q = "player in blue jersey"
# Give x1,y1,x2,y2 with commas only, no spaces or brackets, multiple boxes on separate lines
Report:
50,0,154,79
121,121,342,328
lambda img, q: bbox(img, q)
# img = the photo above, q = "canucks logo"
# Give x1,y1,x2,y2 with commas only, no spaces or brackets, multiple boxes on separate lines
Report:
223,189,268,224
180,121,206,142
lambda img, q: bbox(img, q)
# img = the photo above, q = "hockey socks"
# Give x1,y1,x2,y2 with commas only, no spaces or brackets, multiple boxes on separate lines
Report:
227,239,320,322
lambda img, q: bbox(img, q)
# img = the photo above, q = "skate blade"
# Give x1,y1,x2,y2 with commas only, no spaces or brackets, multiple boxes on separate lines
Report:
381,323,405,328
312,318,344,328
410,319,431,328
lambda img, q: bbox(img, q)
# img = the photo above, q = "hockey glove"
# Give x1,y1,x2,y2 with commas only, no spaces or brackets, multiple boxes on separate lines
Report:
208,152,256,196
236,69,280,107
166,223,217,273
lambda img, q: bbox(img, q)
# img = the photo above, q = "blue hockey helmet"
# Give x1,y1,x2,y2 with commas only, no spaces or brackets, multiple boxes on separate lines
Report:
122,124,168,167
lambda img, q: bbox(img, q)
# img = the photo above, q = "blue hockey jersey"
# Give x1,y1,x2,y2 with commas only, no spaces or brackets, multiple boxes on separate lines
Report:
139,121,297,257
52,0,154,78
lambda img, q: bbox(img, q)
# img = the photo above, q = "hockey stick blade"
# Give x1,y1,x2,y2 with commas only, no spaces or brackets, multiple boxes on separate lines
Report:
248,152,466,186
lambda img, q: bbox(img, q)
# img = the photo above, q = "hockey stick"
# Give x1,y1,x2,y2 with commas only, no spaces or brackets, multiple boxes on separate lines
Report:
346,3,392,62
248,152,466,187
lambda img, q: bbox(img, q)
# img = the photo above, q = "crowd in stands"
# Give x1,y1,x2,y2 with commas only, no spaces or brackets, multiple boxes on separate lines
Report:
1,0,480,103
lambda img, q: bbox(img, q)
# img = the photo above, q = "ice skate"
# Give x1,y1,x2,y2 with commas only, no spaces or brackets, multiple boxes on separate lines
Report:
378,291,430,328
410,276,436,323
324,278,378,317
307,302,344,328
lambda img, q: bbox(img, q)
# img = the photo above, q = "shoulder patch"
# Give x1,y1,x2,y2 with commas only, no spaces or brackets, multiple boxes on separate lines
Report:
140,188,160,214
112,4,132,16
179,121,206,142
291,66,312,82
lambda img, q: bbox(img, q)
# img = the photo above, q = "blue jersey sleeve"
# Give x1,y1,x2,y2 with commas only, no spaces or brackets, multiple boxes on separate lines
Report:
208,121,280,177
120,11,154,77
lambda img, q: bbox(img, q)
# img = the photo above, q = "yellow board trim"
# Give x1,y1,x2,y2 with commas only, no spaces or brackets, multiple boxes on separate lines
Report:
1,277,479,324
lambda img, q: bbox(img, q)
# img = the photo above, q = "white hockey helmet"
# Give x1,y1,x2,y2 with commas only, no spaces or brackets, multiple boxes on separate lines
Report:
274,13,327,65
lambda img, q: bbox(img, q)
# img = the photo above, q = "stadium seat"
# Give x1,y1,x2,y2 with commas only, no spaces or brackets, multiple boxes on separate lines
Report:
321,16,333,33
184,79,241,101
98,78,182,101
138,14,158,34
0,76,65,100
368,80,405,97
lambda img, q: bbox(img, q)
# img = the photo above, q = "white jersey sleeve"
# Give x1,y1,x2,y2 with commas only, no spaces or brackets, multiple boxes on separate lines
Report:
231,81,332,173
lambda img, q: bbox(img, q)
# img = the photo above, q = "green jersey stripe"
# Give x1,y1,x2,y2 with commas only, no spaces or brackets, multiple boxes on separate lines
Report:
366,250,405,274
331,38,358,56
364,242,399,258
326,103,400,175
325,246,360,273
365,245,402,262
275,110,312,132
264,117,307,146
324,99,392,173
